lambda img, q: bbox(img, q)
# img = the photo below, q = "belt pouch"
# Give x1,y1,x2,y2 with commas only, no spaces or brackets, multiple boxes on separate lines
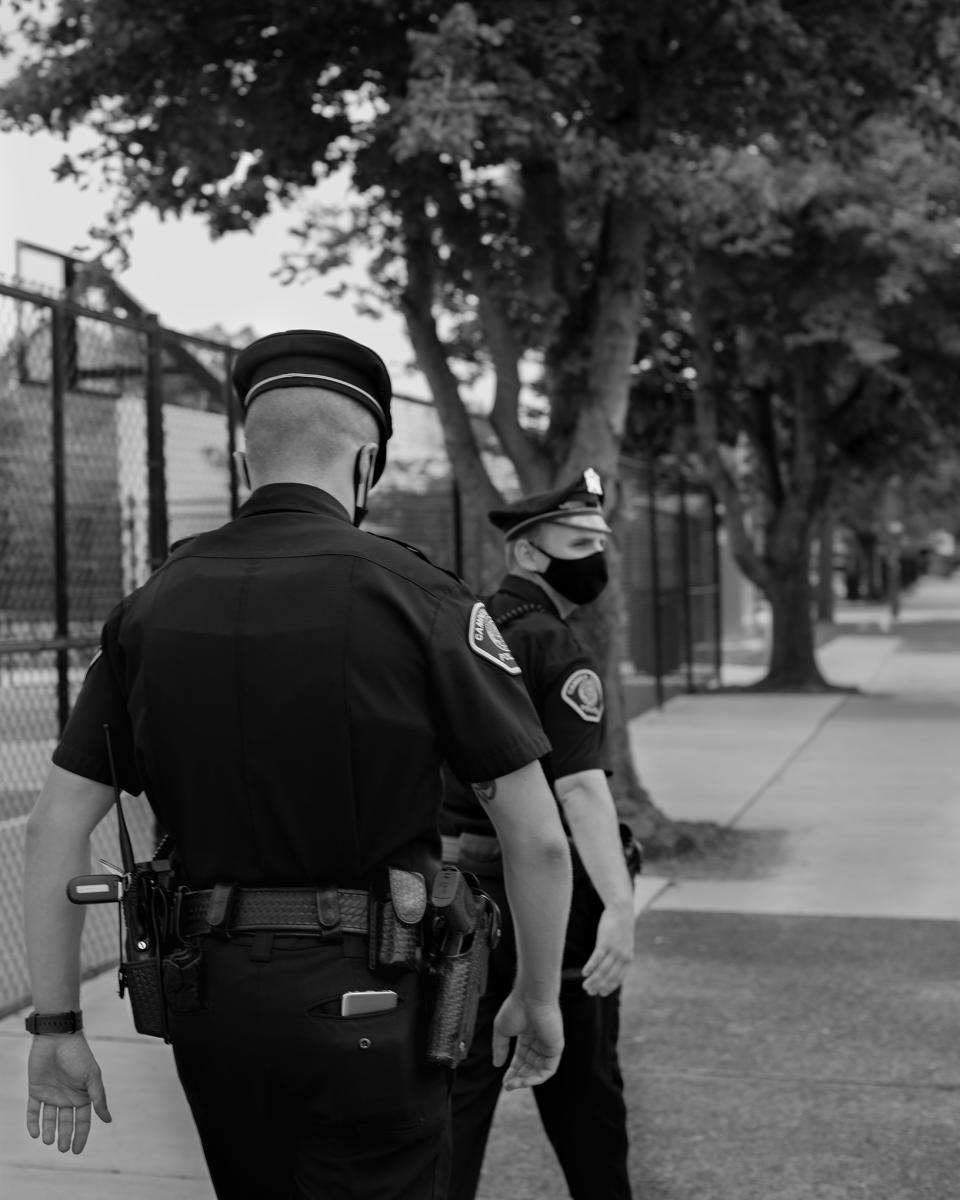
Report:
372,868,426,973
426,901,495,1068
162,943,203,1014
121,957,168,1040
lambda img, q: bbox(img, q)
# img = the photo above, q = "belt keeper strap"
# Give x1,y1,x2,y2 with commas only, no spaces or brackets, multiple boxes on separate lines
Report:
316,888,340,930
205,882,237,933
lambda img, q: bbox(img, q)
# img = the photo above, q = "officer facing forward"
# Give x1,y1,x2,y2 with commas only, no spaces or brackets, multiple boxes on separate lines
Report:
22,330,572,1200
442,470,637,1200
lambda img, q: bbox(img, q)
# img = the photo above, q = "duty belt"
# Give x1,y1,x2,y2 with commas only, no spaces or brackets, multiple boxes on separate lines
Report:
178,885,370,938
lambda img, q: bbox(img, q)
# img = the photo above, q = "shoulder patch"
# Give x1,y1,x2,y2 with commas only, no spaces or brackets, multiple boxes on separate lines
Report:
560,668,604,723
468,602,521,675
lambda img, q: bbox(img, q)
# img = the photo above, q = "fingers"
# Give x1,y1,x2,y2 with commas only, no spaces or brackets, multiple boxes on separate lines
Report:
28,1102,95,1154
89,1070,112,1125
26,1096,40,1140
57,1105,76,1153
71,1104,92,1154
41,1100,58,1147
491,1027,510,1069
581,957,626,996
502,1037,562,1091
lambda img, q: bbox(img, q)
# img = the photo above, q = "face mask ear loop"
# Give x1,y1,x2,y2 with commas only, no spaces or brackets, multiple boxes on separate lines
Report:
353,444,376,528
233,450,252,492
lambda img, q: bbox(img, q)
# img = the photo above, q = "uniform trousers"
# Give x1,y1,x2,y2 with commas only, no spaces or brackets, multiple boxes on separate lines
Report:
447,868,633,1200
169,931,451,1200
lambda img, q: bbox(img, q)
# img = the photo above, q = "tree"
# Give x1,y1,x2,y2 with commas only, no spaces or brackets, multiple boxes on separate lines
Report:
641,107,960,687
5,0,959,828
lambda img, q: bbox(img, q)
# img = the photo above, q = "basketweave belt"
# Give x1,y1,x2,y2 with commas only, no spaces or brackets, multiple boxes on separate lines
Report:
178,886,370,938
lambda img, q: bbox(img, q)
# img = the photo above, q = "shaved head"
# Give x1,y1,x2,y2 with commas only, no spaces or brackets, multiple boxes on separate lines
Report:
243,386,379,487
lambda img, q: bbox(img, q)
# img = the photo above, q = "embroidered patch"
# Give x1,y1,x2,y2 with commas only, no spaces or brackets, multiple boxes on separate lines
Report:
560,668,604,723
468,603,521,675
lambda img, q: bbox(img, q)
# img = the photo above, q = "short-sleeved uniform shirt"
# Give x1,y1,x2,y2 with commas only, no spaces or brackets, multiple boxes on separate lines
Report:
441,573,609,838
54,484,550,889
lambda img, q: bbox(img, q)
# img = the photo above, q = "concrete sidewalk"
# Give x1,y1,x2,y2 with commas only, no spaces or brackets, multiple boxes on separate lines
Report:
2,576,959,1199
480,574,960,1199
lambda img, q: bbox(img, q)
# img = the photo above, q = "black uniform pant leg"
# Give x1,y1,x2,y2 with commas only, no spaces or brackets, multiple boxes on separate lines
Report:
532,874,633,1200
170,935,450,1200
533,987,632,1200
446,873,515,1200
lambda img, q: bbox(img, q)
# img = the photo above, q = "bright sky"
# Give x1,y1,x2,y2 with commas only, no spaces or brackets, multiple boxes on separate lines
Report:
0,126,424,394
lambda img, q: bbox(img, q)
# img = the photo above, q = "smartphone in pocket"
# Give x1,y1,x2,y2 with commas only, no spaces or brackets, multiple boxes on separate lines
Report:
340,990,399,1016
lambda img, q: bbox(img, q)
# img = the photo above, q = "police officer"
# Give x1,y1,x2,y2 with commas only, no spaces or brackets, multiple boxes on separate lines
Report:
22,330,573,1199
441,470,637,1200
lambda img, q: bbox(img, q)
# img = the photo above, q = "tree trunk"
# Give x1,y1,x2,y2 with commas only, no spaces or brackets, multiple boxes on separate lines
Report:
569,514,694,853
815,509,835,622
759,563,829,690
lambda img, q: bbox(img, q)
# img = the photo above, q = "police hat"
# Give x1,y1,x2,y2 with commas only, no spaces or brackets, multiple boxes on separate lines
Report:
488,468,611,540
232,329,393,481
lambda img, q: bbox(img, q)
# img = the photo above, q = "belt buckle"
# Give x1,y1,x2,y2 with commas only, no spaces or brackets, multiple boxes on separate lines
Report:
316,888,341,938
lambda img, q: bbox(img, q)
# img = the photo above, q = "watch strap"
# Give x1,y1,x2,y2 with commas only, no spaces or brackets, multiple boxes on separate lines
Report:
24,1010,83,1035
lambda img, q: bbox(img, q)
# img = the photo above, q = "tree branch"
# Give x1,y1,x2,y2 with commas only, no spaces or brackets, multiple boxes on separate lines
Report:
400,212,502,514
688,273,769,590
744,386,785,512
560,195,649,486
470,264,551,492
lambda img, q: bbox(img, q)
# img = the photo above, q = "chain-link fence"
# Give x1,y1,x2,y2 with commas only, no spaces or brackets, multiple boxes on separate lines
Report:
0,273,236,1014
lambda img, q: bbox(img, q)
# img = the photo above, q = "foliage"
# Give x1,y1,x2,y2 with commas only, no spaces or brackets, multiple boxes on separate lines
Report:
7,0,960,780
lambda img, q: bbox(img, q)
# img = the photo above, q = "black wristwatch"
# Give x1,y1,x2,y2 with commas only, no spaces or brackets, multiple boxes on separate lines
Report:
24,1010,83,1035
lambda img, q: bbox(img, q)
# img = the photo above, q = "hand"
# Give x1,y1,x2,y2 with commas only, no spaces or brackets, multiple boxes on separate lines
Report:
26,1033,112,1154
580,902,635,997
492,991,564,1090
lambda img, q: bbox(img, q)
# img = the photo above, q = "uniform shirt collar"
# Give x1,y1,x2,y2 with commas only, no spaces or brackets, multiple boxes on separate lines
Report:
498,573,561,618
237,482,352,523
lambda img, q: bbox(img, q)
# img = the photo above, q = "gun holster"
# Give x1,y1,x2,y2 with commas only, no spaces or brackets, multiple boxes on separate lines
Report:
426,869,501,1068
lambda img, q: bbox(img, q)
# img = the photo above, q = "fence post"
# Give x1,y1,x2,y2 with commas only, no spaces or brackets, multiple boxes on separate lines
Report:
710,491,724,685
646,458,665,709
677,464,695,693
224,348,240,518
451,476,464,578
145,316,169,570
50,304,71,733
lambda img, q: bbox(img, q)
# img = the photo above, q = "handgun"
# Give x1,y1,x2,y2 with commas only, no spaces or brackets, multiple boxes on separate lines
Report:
430,865,479,955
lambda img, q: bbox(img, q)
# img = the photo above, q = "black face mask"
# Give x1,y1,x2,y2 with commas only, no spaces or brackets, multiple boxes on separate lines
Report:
529,546,609,605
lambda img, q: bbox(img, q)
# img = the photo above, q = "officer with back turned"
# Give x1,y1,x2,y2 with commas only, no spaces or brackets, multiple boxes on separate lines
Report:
442,470,637,1200
21,329,573,1199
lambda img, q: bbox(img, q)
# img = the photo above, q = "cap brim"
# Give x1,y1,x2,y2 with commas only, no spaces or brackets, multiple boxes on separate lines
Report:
504,509,611,540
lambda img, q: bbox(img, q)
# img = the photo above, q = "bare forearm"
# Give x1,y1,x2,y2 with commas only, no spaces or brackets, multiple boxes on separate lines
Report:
24,821,90,1011
559,775,634,911
480,760,573,1003
501,837,572,1002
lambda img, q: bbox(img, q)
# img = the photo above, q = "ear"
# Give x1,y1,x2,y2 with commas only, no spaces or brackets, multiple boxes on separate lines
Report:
513,536,542,571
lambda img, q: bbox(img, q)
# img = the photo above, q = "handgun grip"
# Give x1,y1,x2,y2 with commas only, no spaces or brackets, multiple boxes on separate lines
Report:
430,865,461,909
66,875,123,905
